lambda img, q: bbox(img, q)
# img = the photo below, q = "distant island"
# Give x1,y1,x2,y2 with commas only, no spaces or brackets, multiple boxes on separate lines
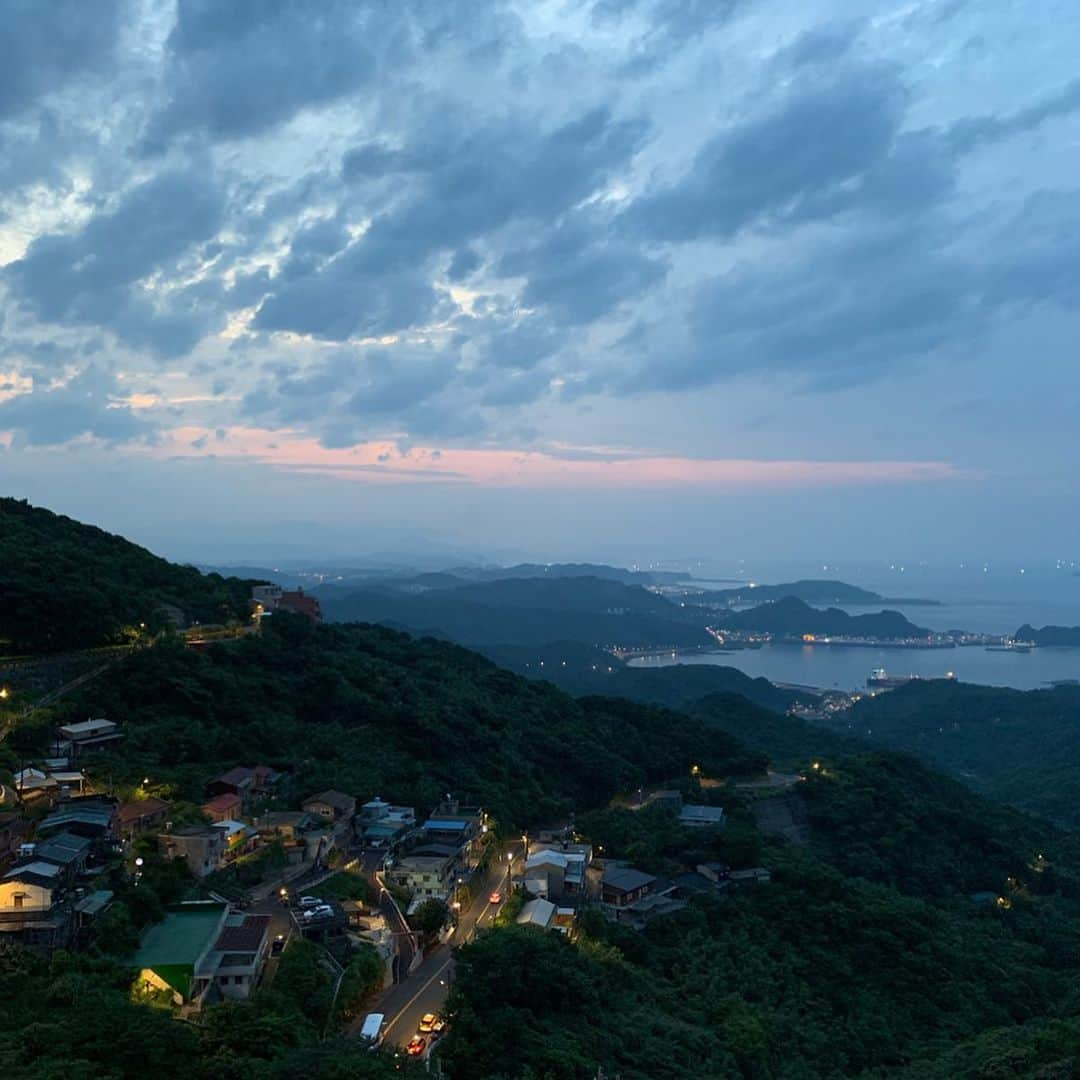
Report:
702,578,940,607
1015,623,1080,647
717,596,934,640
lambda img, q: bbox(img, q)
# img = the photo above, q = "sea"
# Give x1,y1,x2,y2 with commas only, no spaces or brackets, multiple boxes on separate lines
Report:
629,559,1080,692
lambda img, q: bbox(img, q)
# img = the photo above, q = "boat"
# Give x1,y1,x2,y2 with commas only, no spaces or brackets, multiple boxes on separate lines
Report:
867,667,957,690
986,640,1034,653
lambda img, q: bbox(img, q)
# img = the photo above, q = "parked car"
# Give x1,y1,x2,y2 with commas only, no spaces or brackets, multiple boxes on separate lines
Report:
406,1037,426,1057
303,904,334,920
298,896,323,909
419,1013,437,1034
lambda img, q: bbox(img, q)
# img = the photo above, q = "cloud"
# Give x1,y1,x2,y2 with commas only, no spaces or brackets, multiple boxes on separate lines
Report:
0,0,131,120
144,0,376,147
5,168,226,356
0,366,154,447
253,106,647,341
628,63,910,242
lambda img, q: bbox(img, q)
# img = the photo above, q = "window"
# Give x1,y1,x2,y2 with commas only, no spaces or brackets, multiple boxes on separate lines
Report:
13,893,27,909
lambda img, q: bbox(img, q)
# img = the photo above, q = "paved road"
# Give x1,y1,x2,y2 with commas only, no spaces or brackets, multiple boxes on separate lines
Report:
375,838,526,1051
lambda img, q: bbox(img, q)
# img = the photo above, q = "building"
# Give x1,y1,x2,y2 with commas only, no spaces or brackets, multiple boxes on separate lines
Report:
516,897,557,930
251,584,283,610
385,850,459,901
277,589,322,622
422,807,483,867
524,845,591,901
679,804,727,828
57,718,122,753
695,862,730,885
0,861,71,949
133,901,271,1008
159,826,227,878
728,867,771,887
118,797,170,840
303,790,356,823
13,768,56,799
34,831,92,881
359,798,416,848
212,819,259,861
38,798,117,840
202,793,243,823
206,767,256,803
601,866,656,908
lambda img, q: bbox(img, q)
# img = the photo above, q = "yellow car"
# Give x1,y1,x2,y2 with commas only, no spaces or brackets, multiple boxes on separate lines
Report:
418,1013,437,1034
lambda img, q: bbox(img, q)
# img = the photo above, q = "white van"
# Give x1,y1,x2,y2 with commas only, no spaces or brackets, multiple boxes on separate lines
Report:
360,1012,384,1046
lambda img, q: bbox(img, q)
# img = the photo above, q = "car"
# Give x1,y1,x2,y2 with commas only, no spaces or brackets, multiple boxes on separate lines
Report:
406,1037,426,1057
297,896,323,909
488,890,502,905
431,1017,446,1035
418,1013,437,1034
303,904,334,920
271,934,286,955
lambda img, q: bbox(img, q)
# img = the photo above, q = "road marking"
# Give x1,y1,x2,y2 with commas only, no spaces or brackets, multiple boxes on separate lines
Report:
381,955,453,1041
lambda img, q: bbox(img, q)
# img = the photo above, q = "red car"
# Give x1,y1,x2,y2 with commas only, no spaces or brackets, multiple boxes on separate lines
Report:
488,890,502,905
406,1036,426,1057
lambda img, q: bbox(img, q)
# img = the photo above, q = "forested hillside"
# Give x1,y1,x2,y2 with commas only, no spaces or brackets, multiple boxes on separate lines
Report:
314,580,714,650
441,751,1080,1079
826,680,1080,826
0,498,256,652
29,614,765,825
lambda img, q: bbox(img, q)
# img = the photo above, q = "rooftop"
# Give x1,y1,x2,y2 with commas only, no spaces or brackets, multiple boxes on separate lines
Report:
517,898,557,928
5,860,62,885
214,914,270,952
134,902,227,969
303,790,355,811
118,796,170,824
679,804,727,824
35,831,92,866
602,866,656,893
211,766,255,787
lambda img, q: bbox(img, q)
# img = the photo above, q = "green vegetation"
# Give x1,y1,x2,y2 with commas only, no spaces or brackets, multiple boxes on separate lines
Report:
722,595,930,637
335,944,386,1024
51,614,765,825
0,940,420,1079
0,497,257,652
316,577,714,650
442,752,1080,1080
484,643,806,712
830,680,1080,826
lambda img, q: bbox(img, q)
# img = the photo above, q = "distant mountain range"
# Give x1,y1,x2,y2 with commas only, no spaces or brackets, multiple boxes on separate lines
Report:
719,596,932,638
316,574,934,651
1016,623,1080,646
702,578,940,607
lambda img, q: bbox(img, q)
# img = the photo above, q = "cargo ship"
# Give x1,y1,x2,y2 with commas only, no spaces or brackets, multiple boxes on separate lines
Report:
867,667,957,690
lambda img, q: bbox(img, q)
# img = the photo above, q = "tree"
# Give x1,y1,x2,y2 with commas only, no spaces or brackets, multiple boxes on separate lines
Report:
410,898,449,938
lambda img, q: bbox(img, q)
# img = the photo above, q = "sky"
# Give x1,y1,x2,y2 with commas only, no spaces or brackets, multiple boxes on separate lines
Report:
1,0,1078,567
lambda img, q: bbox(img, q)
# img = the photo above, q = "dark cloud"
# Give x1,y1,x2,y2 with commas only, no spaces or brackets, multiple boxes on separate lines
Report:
945,77,1080,154
628,64,908,242
0,0,130,119
253,107,646,341
5,169,226,355
145,0,376,147
0,366,154,446
499,215,667,325
241,345,481,446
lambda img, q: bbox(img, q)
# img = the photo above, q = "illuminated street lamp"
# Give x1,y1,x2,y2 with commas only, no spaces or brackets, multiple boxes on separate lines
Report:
0,687,9,699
